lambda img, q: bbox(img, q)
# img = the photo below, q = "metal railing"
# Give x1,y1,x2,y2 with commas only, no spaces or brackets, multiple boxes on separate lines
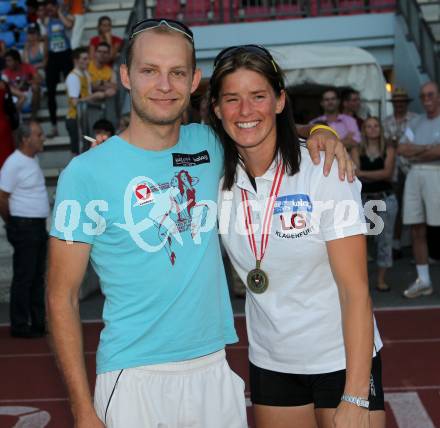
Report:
398,0,440,84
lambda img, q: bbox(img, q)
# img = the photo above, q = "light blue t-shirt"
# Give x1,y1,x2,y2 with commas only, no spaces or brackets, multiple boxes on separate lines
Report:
50,124,238,374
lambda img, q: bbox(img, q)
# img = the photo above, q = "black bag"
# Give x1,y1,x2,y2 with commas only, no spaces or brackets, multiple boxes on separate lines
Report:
3,82,19,130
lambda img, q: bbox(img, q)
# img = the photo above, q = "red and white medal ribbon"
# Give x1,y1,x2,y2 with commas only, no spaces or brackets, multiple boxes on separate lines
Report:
240,162,284,266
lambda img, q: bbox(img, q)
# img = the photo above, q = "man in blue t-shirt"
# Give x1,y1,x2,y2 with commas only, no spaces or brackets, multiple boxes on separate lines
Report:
47,19,352,428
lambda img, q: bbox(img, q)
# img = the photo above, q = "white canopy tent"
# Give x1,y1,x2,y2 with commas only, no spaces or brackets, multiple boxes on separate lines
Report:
269,44,387,118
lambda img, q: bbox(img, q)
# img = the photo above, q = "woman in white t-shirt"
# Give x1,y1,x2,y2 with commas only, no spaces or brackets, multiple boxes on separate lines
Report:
209,46,385,428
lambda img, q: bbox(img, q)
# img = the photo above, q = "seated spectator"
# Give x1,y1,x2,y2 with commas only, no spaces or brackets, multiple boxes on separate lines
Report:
89,16,122,65
310,88,361,150
22,23,47,76
341,88,364,130
2,49,41,119
352,117,397,292
88,41,116,99
65,47,105,155
36,1,49,38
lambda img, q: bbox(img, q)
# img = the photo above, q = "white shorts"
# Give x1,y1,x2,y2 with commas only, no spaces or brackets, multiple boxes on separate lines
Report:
94,349,247,428
403,165,440,226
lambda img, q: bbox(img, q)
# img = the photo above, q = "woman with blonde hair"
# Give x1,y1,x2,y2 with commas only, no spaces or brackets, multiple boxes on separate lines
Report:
352,117,398,291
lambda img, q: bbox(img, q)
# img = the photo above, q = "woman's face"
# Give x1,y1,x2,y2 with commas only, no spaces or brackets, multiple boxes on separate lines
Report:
364,118,381,140
27,32,38,44
214,67,284,153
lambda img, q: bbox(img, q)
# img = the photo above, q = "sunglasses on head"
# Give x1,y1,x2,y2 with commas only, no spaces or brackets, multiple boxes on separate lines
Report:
214,44,275,68
213,44,283,88
129,18,194,43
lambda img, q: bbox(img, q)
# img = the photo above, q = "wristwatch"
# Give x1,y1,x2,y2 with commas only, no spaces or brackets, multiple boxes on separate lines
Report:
341,394,369,409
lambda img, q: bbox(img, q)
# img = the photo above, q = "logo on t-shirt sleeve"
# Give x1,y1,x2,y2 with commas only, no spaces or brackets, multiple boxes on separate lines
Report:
172,150,210,167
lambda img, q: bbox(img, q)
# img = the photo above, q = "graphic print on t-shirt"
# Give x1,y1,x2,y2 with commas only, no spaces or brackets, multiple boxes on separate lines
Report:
273,194,315,239
115,169,216,265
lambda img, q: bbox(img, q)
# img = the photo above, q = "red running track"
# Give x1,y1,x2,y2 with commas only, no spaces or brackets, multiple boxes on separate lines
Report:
0,307,439,427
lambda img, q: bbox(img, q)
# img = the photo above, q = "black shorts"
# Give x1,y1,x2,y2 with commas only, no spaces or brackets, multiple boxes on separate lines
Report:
250,353,385,410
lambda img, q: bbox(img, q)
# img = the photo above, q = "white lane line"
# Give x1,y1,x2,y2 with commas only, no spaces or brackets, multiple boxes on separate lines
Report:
0,398,68,403
375,305,440,312
385,386,440,392
385,392,435,428
0,351,95,358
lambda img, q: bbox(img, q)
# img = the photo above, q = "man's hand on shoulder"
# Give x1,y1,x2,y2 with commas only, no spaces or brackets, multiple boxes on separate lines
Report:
306,129,355,182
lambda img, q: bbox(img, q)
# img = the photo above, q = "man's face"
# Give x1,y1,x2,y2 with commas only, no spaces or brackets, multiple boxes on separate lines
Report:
28,122,45,153
77,53,90,71
420,83,440,117
46,3,57,17
95,46,111,65
99,19,112,34
36,5,46,20
392,99,408,116
120,31,201,127
321,91,339,115
346,92,360,113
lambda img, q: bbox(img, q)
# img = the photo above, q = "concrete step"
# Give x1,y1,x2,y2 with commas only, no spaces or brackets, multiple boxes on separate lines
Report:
34,107,68,121
420,2,440,22
88,1,134,11
41,121,70,138
39,150,73,171
429,21,440,41
44,136,70,148
84,9,131,25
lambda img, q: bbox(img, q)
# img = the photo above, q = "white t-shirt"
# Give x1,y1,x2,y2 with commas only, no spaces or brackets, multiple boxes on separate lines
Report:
0,150,50,218
65,69,91,98
219,147,382,374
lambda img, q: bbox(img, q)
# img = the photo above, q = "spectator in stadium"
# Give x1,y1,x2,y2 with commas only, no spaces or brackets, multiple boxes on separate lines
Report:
0,120,49,338
26,0,39,23
311,88,361,149
210,45,385,428
69,0,86,49
88,41,117,98
23,23,47,75
44,0,74,138
2,49,41,119
341,88,364,130
352,117,397,292
383,87,418,258
36,1,49,37
399,82,440,298
65,47,105,154
89,16,123,65
89,118,115,148
0,81,16,168
0,40,6,71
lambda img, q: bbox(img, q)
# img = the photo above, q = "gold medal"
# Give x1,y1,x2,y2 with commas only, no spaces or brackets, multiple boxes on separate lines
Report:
247,267,269,294
240,163,284,295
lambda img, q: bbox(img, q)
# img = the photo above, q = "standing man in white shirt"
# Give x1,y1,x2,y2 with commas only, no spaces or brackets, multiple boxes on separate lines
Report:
399,82,440,298
0,120,49,338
